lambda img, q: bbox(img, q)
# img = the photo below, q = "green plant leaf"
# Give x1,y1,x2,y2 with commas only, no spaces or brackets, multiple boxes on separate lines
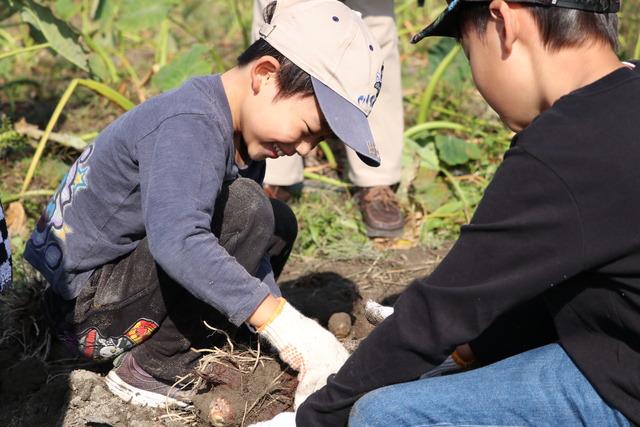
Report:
417,141,440,170
415,181,451,212
412,166,437,191
116,0,178,33
466,142,482,160
435,135,479,166
18,0,88,71
87,53,110,82
430,200,464,217
54,0,81,20
152,44,211,91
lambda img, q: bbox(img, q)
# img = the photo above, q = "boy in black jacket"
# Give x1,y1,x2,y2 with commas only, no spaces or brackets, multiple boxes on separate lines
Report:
293,0,640,425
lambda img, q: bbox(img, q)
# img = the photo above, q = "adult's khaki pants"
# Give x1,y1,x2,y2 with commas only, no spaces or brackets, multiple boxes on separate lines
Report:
251,0,404,187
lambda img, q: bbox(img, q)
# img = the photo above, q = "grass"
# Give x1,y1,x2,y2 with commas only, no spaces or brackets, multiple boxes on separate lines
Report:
290,190,377,261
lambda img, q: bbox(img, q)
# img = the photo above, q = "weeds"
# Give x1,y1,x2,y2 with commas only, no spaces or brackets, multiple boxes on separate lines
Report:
291,190,377,260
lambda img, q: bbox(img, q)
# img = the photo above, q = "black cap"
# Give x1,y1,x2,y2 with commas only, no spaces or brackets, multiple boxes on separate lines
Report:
411,0,621,43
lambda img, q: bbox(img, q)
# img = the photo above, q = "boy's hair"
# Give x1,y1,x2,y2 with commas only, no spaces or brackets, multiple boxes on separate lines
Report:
459,3,619,51
237,1,314,99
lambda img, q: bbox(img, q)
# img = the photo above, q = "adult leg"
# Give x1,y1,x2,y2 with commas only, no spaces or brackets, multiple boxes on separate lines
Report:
349,344,630,427
344,0,405,237
344,0,403,187
263,156,305,202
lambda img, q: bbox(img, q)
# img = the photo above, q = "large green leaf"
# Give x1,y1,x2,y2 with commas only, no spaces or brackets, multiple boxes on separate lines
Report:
116,0,178,32
18,0,88,71
152,44,211,91
435,135,481,166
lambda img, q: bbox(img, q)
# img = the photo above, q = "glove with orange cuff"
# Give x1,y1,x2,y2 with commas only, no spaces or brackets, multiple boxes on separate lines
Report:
257,298,349,408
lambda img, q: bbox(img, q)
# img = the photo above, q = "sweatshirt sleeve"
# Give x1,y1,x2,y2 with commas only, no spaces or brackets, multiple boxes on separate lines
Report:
297,145,585,426
255,255,281,297
138,114,271,326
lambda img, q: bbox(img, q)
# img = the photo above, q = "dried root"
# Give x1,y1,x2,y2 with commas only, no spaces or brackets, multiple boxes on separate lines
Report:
186,324,297,426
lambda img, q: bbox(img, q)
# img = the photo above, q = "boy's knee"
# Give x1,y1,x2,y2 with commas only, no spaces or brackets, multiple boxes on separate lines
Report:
349,389,389,427
223,178,274,238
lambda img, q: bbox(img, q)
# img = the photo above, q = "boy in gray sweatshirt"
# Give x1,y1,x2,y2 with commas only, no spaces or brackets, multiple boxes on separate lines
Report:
25,0,384,409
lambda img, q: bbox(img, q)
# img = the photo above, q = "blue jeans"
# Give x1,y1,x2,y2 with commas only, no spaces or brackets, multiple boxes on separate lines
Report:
349,344,630,427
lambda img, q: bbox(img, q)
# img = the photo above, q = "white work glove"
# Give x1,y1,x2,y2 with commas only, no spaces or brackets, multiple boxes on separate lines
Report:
258,299,349,408
248,412,296,427
364,300,394,325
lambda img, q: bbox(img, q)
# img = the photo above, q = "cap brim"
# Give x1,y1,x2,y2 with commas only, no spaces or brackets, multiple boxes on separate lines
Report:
411,0,463,43
411,0,621,43
311,77,380,167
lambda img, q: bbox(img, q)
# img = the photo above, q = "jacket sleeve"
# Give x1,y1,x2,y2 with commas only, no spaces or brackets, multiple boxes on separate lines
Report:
297,145,585,426
138,114,272,326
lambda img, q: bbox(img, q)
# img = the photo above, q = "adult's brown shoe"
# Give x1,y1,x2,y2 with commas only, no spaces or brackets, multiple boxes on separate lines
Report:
357,186,405,238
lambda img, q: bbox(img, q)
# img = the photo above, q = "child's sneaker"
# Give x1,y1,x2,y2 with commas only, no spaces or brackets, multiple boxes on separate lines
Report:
105,352,193,408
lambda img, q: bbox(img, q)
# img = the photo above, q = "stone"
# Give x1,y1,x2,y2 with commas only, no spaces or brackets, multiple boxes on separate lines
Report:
328,312,352,338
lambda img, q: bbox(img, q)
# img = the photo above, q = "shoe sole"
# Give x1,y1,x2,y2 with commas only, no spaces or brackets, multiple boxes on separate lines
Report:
365,224,404,238
105,370,192,409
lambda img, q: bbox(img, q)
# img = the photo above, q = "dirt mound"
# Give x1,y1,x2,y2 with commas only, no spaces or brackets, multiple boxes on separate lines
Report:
0,359,169,427
193,347,296,426
0,246,443,426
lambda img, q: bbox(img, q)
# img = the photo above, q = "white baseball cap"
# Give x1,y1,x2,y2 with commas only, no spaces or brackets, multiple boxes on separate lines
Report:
258,0,384,166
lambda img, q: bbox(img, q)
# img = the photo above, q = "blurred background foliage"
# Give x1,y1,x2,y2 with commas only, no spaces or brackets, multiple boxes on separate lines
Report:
1,0,640,264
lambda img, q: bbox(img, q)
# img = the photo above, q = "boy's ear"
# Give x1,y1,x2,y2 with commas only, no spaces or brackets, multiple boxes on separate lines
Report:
250,56,281,94
488,0,520,56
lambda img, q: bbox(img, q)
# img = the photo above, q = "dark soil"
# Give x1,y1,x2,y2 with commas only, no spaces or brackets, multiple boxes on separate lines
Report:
0,245,447,426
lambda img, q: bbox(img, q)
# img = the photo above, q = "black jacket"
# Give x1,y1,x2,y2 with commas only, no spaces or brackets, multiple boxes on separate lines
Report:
298,64,640,426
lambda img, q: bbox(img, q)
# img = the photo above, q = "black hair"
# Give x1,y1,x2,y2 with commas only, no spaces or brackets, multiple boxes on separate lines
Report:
459,3,619,51
237,1,314,99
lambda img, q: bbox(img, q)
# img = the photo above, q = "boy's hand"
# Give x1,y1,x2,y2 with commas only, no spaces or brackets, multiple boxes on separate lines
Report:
364,299,394,325
257,299,349,408
365,300,476,374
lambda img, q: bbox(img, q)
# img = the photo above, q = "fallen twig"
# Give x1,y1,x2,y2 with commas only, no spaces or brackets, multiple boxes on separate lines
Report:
14,118,88,151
